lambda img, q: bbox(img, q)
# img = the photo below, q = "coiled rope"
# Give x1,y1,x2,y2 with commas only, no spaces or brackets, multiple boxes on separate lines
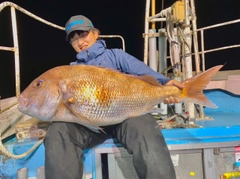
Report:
0,134,43,159
0,98,44,159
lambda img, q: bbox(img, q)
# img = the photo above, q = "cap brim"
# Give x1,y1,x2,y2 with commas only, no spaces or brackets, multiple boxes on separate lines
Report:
66,26,92,41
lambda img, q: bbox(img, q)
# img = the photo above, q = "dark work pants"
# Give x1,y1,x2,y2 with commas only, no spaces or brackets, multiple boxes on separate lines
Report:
44,114,176,179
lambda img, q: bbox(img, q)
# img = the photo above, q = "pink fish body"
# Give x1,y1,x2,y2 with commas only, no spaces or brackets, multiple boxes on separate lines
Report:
18,65,222,132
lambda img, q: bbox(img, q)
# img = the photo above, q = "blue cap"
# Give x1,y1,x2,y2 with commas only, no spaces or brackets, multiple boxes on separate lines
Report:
65,15,94,41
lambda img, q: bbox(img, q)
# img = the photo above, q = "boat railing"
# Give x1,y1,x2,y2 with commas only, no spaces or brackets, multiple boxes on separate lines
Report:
197,19,240,71
143,0,240,119
0,1,125,98
144,0,240,74
0,1,126,142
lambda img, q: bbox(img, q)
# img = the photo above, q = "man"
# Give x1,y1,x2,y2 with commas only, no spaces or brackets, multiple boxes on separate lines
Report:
44,15,183,179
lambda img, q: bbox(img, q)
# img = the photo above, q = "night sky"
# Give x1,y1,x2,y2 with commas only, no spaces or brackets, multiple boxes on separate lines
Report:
1,0,240,99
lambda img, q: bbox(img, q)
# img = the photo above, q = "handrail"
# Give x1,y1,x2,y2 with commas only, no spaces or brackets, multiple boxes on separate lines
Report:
0,2,65,30
144,0,240,120
0,1,126,98
0,1,65,98
197,19,240,31
0,5,20,97
197,18,240,71
98,35,125,51
164,19,240,62
0,1,126,159
0,1,126,49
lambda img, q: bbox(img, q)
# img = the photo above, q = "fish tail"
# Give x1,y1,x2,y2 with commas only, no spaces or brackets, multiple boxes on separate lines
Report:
181,65,223,108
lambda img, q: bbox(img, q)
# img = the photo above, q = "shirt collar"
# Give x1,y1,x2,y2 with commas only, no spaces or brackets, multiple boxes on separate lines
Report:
76,40,106,62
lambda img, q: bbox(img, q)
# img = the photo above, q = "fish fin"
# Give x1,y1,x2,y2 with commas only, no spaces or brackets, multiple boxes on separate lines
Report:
83,124,105,134
59,82,106,134
134,76,163,86
181,65,223,108
76,115,106,134
92,66,162,86
64,102,106,134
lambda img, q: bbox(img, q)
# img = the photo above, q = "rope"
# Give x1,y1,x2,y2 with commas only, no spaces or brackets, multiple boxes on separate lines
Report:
158,7,181,76
157,114,201,129
0,134,43,159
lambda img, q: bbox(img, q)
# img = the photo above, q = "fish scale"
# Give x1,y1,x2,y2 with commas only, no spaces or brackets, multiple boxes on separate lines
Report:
18,65,223,133
61,72,161,126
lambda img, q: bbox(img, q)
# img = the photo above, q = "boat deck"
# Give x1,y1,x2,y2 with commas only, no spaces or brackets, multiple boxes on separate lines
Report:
163,89,240,148
1,89,240,179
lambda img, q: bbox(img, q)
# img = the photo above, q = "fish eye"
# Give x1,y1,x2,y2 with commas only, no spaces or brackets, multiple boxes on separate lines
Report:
36,80,43,88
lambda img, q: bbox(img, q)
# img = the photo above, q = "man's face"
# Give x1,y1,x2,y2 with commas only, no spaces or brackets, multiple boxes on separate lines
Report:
70,30,99,53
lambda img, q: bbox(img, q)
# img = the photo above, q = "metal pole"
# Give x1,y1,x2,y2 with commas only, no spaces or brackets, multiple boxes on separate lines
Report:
149,29,157,71
173,28,182,114
190,0,206,119
11,7,20,97
190,0,200,74
17,168,28,179
151,0,155,29
158,29,167,73
37,166,45,179
144,0,150,64
99,35,125,51
184,0,193,79
200,30,205,71
158,28,168,115
183,0,195,120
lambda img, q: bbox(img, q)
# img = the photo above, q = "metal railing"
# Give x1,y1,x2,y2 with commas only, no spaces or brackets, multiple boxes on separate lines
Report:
143,0,240,120
198,18,240,71
144,0,240,73
0,1,125,97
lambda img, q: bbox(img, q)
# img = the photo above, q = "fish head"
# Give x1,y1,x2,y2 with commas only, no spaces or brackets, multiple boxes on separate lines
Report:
18,71,62,121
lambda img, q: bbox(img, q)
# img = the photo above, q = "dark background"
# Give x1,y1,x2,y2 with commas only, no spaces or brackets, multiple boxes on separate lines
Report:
1,0,240,99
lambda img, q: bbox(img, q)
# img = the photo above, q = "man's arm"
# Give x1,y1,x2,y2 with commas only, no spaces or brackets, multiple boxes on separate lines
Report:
114,49,170,84
114,49,184,104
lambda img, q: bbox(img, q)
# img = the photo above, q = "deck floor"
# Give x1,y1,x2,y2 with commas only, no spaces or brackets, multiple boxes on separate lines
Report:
161,89,240,146
198,89,240,127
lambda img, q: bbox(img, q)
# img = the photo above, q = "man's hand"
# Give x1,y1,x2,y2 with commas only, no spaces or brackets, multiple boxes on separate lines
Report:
163,80,184,104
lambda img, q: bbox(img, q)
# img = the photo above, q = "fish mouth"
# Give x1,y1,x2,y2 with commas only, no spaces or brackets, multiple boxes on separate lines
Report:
18,105,26,113
17,91,62,121
17,96,39,118
17,96,27,113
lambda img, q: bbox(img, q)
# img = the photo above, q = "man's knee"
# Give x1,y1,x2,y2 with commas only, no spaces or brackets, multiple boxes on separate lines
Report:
123,114,160,134
44,122,70,141
115,114,162,149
